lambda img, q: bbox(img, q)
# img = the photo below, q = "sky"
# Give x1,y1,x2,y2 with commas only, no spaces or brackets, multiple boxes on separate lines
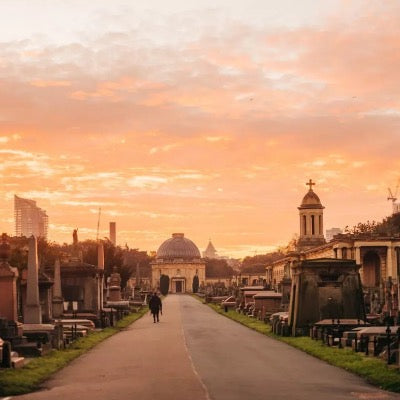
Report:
0,1,399,258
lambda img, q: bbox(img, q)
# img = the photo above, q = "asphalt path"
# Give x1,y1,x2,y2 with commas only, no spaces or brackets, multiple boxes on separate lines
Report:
7,295,400,400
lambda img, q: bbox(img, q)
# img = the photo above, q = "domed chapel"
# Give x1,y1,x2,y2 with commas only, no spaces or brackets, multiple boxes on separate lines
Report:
151,233,206,293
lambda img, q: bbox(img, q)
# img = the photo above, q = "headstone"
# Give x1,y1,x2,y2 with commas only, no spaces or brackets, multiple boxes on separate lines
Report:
52,259,63,318
0,233,19,322
24,236,42,324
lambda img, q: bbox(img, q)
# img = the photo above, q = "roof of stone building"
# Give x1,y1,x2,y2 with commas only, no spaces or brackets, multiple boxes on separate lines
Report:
156,233,201,260
299,189,324,209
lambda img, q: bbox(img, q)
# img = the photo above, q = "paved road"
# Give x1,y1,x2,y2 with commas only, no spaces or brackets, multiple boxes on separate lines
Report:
9,295,400,400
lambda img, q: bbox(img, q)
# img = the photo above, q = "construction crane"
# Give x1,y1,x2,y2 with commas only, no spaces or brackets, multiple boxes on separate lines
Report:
387,179,400,214
96,207,101,241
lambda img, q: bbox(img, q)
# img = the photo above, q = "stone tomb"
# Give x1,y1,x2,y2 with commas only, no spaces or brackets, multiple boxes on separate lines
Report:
0,233,18,322
238,286,264,308
288,258,365,336
253,291,282,320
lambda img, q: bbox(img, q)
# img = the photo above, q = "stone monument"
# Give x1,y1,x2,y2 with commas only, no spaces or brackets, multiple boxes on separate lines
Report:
24,236,42,324
288,258,365,336
108,267,122,302
52,259,63,318
0,233,19,322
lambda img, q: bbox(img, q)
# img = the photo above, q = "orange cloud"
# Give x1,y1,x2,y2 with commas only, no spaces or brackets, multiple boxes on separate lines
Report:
0,2,399,256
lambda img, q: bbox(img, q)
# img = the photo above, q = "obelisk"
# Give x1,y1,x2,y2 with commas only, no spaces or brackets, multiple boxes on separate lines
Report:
24,235,42,324
98,242,105,269
98,242,105,311
52,258,63,318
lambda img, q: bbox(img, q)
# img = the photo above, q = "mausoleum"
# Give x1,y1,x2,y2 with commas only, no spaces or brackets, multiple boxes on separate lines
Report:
151,233,205,293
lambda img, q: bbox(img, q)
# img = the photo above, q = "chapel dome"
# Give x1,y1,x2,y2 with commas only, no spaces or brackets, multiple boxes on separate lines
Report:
156,233,201,260
299,190,324,209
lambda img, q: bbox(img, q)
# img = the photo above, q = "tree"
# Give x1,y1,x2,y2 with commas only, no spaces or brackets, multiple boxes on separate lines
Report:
241,251,284,272
205,258,234,278
160,274,170,295
192,275,199,293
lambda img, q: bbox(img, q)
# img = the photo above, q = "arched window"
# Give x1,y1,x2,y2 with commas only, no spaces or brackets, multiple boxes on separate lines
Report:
303,215,307,235
311,215,315,235
319,215,322,234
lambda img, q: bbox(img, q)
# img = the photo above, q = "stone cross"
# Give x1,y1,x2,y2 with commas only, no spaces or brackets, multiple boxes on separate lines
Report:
24,235,42,324
306,179,315,190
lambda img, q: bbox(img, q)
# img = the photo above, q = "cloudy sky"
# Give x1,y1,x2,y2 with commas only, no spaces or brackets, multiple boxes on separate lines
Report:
0,1,399,257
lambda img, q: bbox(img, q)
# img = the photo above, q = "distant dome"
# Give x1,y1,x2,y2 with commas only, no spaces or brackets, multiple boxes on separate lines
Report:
156,233,201,260
299,190,324,209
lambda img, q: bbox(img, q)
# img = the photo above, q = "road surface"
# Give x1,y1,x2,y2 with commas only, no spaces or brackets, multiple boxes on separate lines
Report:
9,295,400,400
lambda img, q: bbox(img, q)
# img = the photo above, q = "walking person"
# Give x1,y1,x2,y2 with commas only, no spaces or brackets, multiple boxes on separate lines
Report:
149,292,162,323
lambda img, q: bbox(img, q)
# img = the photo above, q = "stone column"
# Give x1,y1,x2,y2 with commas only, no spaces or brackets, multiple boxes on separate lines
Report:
24,236,42,324
336,247,342,259
97,242,105,313
98,242,105,269
355,246,361,265
386,245,395,278
52,259,63,318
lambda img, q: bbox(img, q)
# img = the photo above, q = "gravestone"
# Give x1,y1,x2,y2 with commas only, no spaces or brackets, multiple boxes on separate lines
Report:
288,258,365,336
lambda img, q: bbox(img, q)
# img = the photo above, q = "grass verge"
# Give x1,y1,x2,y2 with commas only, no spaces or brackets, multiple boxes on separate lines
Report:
195,296,400,393
0,307,148,396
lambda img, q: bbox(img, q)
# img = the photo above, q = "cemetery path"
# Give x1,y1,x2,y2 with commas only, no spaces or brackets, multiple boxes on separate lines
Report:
13,295,208,400
181,295,400,400
11,295,400,400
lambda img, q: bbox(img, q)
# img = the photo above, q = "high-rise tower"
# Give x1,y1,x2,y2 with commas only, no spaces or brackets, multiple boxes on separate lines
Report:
14,195,48,239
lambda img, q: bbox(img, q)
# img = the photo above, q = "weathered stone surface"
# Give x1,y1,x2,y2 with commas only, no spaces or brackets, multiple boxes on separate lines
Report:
288,258,365,335
24,236,42,324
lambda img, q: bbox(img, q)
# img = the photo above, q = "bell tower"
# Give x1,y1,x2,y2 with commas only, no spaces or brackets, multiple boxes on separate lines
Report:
297,179,326,251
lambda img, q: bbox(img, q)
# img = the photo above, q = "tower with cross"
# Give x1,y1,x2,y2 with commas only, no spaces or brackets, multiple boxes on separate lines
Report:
297,179,326,250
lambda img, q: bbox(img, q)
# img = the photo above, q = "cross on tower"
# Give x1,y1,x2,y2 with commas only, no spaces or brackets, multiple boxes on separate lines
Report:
306,179,315,190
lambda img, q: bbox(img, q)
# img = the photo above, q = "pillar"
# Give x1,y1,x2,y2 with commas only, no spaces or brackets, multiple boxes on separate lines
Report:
52,259,63,318
386,245,396,278
24,236,42,324
98,242,105,270
98,242,105,311
355,246,361,265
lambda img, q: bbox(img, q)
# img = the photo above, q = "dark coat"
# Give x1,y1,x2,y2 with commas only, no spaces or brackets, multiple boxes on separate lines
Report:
149,295,162,314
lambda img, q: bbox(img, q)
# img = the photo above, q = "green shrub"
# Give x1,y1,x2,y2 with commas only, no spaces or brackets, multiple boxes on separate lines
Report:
192,275,199,293
160,274,170,295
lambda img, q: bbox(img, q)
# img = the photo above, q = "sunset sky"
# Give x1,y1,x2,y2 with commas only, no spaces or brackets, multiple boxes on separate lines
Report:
0,1,399,258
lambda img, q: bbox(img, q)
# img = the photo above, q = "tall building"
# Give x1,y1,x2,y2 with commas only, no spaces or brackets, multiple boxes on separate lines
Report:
14,195,48,239
109,222,116,245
